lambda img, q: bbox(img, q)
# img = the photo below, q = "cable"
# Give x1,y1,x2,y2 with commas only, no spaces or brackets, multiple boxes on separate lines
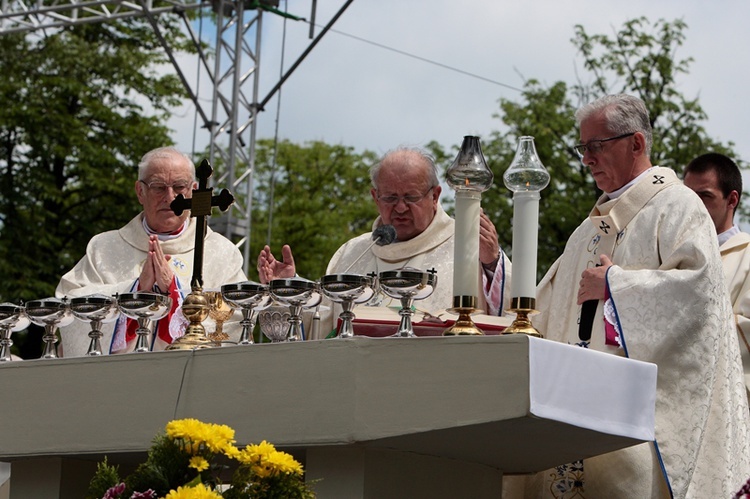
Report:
305,22,524,93
172,348,196,419
266,0,290,246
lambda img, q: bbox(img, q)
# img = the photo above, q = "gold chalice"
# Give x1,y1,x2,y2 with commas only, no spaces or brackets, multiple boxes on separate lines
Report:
206,291,233,346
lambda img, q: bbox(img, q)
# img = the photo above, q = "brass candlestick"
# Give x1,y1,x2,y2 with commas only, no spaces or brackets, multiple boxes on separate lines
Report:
503,297,542,337
444,296,483,336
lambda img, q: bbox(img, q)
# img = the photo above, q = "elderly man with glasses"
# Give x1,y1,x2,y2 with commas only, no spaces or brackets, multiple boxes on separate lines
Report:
257,147,511,339
504,94,750,498
56,146,247,355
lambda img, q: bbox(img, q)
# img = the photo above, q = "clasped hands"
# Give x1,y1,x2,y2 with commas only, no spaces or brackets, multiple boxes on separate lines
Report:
139,235,175,293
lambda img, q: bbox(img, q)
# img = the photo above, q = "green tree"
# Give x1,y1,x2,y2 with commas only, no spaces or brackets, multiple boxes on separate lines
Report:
0,19,192,304
247,139,379,280
480,17,739,278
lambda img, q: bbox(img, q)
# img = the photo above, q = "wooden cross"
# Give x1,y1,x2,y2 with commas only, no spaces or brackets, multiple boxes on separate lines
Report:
170,159,234,290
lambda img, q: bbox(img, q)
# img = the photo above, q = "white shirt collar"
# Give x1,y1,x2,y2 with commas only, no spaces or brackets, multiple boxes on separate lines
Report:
606,167,657,200
718,224,740,247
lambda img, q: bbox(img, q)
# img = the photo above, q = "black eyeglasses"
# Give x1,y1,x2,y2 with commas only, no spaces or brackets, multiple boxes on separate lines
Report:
574,132,635,158
377,187,434,205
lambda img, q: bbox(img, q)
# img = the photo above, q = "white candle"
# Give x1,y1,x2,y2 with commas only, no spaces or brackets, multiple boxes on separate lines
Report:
511,190,540,299
453,190,481,297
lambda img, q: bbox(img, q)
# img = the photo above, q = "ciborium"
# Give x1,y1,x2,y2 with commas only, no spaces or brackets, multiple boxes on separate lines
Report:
117,292,172,353
269,278,322,342
378,268,437,338
70,295,120,356
320,273,376,339
221,281,271,345
25,298,73,359
0,303,30,361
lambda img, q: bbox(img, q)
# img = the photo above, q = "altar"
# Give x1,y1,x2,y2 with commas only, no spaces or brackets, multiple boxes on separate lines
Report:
0,334,656,498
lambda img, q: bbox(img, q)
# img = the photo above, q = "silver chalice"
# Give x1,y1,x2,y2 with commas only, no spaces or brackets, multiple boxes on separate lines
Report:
117,292,172,353
25,298,74,359
378,268,437,338
269,278,322,342
69,295,120,356
0,303,30,361
319,273,376,339
221,281,271,345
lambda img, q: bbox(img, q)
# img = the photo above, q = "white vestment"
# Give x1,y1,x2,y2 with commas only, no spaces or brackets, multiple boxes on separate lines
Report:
511,168,750,498
316,204,511,339
55,213,247,356
720,231,750,401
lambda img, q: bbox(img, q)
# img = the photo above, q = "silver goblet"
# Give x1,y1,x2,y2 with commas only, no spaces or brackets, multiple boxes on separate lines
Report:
221,281,271,345
0,303,30,361
378,268,438,338
70,295,120,356
25,298,74,359
117,292,172,353
319,273,376,339
269,278,322,342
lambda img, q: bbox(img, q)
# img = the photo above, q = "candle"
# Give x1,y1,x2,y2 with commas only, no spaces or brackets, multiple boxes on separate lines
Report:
453,190,481,297
510,190,541,299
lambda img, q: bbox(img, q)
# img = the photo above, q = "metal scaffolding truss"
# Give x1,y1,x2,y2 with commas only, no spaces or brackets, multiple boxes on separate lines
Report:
0,0,204,34
0,0,353,274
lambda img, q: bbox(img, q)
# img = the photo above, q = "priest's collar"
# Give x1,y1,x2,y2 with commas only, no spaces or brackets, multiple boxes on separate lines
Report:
606,166,657,200
142,216,189,241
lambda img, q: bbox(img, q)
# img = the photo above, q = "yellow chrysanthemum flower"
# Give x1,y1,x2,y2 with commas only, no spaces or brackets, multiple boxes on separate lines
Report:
165,419,236,455
234,440,303,477
162,483,222,499
189,456,209,472
266,450,304,475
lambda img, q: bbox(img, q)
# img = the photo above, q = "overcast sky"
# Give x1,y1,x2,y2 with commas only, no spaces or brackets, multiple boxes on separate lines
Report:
168,0,749,169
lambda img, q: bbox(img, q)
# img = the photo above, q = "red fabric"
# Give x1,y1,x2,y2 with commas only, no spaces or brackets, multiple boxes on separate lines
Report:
125,278,181,348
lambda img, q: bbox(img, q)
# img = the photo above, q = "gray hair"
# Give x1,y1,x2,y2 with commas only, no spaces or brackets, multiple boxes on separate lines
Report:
138,146,196,180
575,94,653,157
369,147,440,190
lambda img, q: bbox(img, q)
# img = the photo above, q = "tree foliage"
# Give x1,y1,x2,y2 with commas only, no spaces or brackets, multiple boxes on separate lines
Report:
0,18,193,303
246,139,379,281
478,17,739,278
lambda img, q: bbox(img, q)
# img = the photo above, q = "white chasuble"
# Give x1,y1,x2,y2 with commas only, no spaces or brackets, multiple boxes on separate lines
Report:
720,231,750,402
55,213,247,356
316,204,511,340
516,168,750,498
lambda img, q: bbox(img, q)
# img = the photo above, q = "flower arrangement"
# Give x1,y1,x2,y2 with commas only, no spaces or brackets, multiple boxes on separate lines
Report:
86,419,316,499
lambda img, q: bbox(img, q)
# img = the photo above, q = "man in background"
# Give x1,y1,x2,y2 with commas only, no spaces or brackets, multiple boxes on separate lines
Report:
683,152,750,402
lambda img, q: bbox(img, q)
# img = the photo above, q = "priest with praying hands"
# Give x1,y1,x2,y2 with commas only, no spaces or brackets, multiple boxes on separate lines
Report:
55,147,246,355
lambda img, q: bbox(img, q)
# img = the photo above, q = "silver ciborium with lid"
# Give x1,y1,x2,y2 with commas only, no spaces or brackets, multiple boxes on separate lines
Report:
269,278,321,342
117,292,172,353
0,303,30,361
221,281,271,345
69,294,120,356
319,273,376,339
378,268,437,338
25,297,73,359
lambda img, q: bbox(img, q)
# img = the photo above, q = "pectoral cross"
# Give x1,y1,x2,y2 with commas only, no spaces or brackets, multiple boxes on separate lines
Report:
170,159,234,290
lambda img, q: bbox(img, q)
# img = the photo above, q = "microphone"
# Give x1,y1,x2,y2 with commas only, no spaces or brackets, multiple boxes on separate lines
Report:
342,225,396,273
578,300,598,342
578,263,602,342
